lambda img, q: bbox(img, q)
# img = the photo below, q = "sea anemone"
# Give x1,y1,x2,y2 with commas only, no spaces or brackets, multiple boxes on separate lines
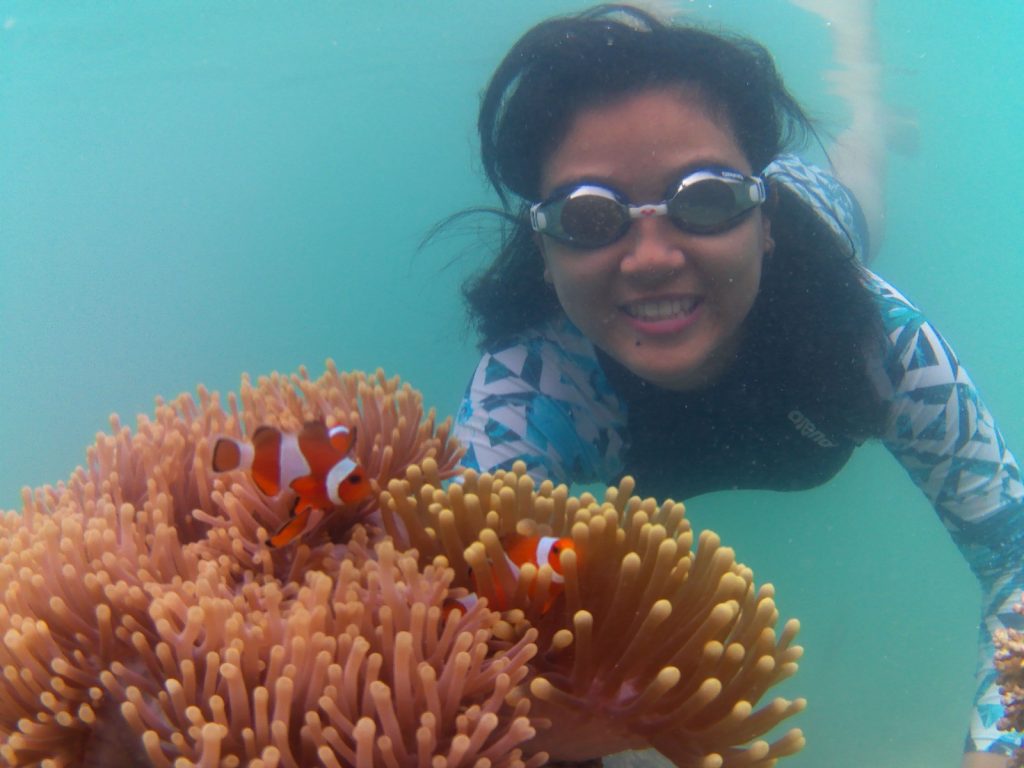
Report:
382,462,806,767
1,363,804,767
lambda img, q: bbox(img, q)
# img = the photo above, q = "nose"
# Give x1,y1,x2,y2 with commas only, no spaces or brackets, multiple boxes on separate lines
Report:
618,216,687,279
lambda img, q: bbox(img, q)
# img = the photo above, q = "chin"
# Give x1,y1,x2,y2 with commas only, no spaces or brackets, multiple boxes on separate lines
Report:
619,352,714,391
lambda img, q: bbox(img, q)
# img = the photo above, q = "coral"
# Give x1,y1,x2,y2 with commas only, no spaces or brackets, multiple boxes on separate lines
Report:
994,598,1024,767
0,363,804,767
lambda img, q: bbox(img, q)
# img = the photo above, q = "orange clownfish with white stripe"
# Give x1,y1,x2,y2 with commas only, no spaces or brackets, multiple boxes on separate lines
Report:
444,534,576,618
211,420,373,547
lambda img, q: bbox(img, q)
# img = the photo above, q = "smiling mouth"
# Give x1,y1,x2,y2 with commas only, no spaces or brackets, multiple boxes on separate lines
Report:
622,298,701,321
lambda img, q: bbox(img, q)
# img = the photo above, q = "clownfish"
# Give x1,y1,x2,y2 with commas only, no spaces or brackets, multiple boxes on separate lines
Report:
444,534,575,618
498,534,575,612
441,592,480,620
504,534,574,581
211,420,373,547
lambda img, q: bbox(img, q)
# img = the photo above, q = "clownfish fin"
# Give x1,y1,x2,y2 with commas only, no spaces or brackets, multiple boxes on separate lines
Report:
539,591,562,616
469,565,510,612
300,420,329,442
328,424,356,454
211,437,247,473
266,504,313,548
442,592,479,621
289,474,321,498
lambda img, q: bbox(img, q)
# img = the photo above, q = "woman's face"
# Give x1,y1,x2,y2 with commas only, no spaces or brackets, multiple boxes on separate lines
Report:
537,87,771,391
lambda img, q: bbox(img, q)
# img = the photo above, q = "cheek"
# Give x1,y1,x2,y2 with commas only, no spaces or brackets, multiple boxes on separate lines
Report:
728,262,762,321
544,255,621,332
738,251,764,299
711,233,765,307
547,267,590,316
536,235,553,284
544,250,597,303
737,264,763,321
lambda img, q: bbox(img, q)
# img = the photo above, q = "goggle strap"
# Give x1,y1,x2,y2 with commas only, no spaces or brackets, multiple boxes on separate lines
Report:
751,176,767,203
529,203,547,232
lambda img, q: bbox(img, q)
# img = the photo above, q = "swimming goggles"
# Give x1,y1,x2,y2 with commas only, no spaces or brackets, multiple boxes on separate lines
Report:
529,167,768,248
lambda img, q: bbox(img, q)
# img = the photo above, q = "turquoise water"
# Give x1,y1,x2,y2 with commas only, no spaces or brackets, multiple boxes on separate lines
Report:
1,2,1022,766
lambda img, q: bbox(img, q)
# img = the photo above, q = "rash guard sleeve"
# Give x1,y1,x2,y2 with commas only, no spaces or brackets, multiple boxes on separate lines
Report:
454,315,626,485
769,154,1024,753
867,272,1024,755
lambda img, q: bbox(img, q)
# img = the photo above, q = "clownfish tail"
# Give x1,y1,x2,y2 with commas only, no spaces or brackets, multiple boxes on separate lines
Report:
211,437,253,473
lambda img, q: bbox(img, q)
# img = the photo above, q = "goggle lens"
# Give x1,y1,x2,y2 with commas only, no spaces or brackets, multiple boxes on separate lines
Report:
669,177,745,233
558,190,630,248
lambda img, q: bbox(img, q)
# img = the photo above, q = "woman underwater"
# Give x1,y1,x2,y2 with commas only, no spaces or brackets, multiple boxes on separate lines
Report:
451,4,1024,766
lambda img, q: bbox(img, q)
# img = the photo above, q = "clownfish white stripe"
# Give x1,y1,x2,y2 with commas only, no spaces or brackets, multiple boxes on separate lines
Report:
328,424,351,440
279,433,311,487
501,550,520,579
326,457,359,505
535,536,565,584
225,440,255,471
445,593,479,615
237,441,255,470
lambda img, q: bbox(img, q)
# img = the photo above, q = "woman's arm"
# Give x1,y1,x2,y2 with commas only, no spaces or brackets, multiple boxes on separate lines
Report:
453,316,626,485
963,753,1011,768
867,272,1024,761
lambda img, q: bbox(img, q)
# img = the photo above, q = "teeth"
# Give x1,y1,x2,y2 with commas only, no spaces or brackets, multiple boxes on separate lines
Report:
627,298,698,320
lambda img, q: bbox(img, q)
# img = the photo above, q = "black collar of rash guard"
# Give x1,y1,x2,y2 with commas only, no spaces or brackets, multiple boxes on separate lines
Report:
596,342,857,502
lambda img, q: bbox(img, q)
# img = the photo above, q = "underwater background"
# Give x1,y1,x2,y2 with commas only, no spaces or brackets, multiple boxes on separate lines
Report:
1,1,1022,766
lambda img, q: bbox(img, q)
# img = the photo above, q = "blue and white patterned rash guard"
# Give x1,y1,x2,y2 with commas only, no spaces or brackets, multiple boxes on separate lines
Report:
454,155,1024,755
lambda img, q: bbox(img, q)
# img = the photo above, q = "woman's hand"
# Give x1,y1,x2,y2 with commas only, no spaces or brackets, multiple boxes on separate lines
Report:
962,752,1012,768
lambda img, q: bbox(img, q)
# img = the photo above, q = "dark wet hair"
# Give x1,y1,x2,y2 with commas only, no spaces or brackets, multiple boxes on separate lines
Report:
460,4,887,438
479,4,807,206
